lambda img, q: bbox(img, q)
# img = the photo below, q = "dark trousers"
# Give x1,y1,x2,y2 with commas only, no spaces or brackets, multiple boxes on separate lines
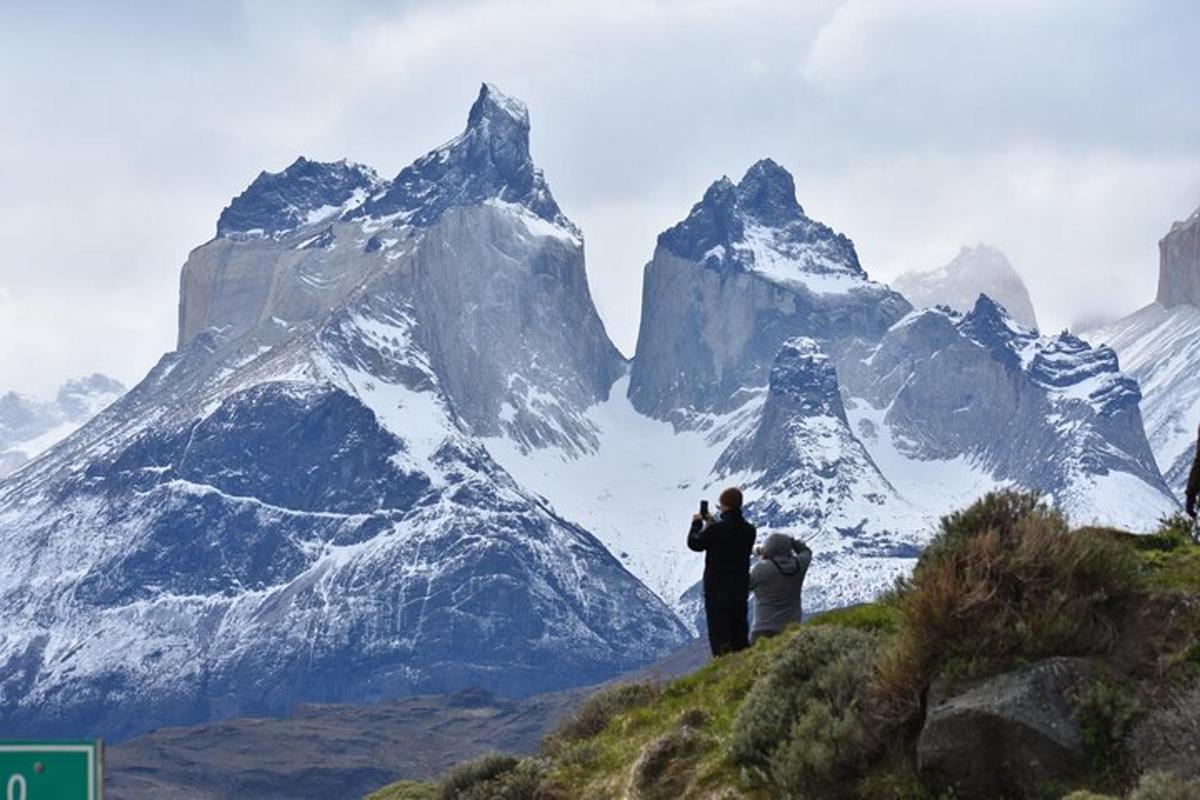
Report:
704,580,749,656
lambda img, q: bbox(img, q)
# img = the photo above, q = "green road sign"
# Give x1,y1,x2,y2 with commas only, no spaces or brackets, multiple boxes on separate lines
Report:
0,741,103,800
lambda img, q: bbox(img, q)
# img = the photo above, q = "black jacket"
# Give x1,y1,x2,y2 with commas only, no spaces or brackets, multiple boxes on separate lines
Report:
687,509,756,587
1188,438,1200,512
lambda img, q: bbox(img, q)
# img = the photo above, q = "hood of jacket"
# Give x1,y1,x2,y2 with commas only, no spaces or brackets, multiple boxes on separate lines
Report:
761,532,802,575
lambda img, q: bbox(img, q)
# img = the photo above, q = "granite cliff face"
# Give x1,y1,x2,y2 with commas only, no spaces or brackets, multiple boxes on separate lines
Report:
1156,205,1200,308
0,85,683,742
893,244,1039,330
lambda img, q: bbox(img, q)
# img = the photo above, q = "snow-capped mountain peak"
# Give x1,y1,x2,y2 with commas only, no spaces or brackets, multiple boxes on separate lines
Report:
348,82,570,232
658,158,863,286
470,81,531,128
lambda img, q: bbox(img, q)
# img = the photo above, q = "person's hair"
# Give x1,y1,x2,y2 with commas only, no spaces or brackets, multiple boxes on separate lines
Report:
719,486,744,511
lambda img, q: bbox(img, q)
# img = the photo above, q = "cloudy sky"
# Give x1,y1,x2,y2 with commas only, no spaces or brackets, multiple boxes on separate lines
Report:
2,0,1199,396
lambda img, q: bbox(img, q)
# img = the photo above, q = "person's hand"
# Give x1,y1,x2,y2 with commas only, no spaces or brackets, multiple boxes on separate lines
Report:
692,513,704,523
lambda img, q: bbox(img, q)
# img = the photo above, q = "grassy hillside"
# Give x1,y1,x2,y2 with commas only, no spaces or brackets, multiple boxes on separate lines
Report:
368,493,1200,800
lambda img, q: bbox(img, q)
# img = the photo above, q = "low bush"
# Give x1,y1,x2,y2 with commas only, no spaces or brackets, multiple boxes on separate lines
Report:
544,681,659,750
729,625,878,799
437,753,542,800
872,491,1142,726
1074,673,1144,786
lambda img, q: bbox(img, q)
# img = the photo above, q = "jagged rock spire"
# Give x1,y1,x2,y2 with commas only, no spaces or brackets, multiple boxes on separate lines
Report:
349,82,569,229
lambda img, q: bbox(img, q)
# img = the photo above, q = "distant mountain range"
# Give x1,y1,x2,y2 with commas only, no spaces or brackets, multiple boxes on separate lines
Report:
0,373,124,475
893,244,1039,330
0,84,1183,743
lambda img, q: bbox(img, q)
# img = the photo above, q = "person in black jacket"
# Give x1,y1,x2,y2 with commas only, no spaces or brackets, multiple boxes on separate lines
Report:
1187,425,1200,519
687,486,757,656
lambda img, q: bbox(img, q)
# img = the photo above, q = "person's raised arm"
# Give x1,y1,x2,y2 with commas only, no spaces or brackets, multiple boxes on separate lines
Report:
792,537,813,569
687,514,710,552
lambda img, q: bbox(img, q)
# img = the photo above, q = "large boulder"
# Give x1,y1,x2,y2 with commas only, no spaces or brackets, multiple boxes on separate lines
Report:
1128,678,1200,781
917,658,1094,798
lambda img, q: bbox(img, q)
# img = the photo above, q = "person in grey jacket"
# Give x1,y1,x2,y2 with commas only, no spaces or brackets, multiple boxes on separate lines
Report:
748,532,813,644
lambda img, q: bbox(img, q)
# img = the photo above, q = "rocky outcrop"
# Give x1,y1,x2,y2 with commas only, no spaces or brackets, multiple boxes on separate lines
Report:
217,157,381,240
894,244,1039,329
839,296,1176,528
1128,679,1200,781
628,159,910,422
918,658,1094,798
1156,205,1200,308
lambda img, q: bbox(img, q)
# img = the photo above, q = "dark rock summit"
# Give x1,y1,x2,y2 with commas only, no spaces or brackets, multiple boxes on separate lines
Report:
217,157,381,239
657,158,861,275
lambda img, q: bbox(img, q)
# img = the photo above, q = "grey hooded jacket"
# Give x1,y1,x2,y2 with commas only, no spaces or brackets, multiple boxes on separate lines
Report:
749,533,812,636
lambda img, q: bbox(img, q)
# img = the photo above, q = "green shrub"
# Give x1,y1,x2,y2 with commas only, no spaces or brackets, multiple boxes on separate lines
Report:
729,626,878,799
544,681,659,749
873,492,1142,726
1074,673,1143,786
1142,513,1200,549
914,489,1048,572
1129,771,1200,800
437,753,538,800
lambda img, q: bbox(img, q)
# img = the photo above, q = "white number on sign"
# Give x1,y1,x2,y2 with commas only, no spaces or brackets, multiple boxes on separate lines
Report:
6,775,26,800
